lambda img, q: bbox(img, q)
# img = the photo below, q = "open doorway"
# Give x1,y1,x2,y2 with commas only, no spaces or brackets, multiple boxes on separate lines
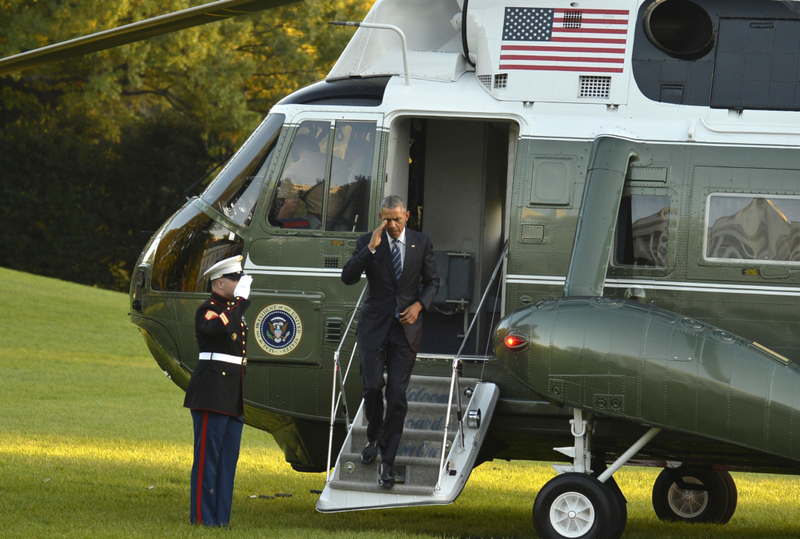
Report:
386,117,516,356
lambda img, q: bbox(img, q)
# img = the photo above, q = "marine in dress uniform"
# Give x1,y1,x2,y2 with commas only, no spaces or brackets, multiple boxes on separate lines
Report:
184,255,253,527
341,195,439,488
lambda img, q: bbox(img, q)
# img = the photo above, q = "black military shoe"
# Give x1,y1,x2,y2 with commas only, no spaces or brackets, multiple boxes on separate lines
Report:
378,462,395,489
361,440,378,465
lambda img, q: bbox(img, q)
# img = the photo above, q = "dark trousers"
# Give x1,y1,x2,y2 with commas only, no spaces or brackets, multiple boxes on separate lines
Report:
190,410,244,527
360,317,417,465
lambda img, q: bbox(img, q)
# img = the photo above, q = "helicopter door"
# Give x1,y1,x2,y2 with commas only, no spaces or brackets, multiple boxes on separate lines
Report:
505,138,584,311
386,118,513,356
245,114,383,371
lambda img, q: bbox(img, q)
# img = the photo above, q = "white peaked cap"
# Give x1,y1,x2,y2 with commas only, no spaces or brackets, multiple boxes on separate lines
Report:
203,255,244,280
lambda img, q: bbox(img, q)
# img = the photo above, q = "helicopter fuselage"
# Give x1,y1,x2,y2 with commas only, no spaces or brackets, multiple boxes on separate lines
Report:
129,0,800,477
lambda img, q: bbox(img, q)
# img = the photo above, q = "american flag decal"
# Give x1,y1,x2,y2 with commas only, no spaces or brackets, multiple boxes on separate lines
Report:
500,7,630,73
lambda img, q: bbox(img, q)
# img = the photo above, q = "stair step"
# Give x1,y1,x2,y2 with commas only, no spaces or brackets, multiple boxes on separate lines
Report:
328,480,434,496
336,453,442,470
350,422,458,439
405,376,481,405
353,401,457,429
331,453,443,490
348,426,455,457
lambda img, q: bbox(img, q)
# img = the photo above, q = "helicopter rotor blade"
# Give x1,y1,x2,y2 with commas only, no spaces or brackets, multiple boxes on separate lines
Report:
0,0,302,76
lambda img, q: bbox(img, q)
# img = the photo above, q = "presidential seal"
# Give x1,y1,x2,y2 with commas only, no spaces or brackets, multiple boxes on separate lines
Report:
254,304,303,356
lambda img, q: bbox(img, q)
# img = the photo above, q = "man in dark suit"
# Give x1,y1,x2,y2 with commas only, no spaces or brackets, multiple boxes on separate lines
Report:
341,195,439,488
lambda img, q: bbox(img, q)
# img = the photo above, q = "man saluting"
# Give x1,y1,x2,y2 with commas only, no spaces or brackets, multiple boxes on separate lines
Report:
341,195,439,488
184,255,253,526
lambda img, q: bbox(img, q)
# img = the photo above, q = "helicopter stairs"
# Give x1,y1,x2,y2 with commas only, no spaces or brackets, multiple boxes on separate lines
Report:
316,373,499,512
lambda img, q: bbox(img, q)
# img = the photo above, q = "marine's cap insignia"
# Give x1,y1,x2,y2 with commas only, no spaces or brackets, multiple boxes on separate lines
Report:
254,304,303,356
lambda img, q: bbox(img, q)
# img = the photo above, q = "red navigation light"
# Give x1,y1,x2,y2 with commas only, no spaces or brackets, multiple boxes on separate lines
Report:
504,334,527,350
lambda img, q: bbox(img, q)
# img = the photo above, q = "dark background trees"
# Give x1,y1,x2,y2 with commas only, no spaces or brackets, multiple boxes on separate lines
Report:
0,0,373,290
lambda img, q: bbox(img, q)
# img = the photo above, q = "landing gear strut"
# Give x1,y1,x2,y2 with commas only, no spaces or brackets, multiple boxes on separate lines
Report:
532,409,660,539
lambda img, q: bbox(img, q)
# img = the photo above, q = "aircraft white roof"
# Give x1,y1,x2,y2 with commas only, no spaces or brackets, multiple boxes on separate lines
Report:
316,0,800,149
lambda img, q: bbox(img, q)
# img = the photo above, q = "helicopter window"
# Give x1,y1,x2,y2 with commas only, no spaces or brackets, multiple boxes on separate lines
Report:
151,203,243,292
327,121,374,231
705,194,800,263
271,121,330,230
269,120,374,232
613,195,670,267
201,113,285,227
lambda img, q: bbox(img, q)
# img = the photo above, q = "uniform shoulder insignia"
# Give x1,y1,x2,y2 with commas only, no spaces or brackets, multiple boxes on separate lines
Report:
204,310,220,321
220,313,230,326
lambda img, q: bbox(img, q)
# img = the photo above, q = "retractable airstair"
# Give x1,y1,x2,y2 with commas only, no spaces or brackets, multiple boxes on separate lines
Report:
316,242,508,512
316,373,499,511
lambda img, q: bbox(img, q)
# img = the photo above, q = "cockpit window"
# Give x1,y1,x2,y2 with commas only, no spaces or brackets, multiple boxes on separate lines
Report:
705,194,800,263
151,203,243,292
201,113,285,227
328,121,375,231
269,120,374,232
613,195,671,267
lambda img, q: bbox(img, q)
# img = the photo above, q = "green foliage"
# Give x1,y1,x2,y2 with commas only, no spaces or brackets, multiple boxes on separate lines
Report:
0,0,373,290
0,111,213,289
3,267,800,538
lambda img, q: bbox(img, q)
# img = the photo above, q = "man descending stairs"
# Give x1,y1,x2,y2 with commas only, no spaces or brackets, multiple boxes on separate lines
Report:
317,374,499,512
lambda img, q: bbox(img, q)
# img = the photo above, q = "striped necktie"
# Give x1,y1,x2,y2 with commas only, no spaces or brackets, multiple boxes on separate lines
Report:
391,239,402,283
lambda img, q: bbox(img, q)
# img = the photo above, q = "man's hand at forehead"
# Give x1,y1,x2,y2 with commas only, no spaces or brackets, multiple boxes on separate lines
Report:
368,220,386,251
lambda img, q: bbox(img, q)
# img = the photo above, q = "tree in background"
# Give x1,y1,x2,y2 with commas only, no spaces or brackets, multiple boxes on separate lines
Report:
0,0,373,290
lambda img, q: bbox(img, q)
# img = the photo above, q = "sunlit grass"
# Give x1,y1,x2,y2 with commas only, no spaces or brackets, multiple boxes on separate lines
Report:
2,267,800,538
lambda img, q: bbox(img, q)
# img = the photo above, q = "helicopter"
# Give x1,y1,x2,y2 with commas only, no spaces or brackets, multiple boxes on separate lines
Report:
7,0,800,537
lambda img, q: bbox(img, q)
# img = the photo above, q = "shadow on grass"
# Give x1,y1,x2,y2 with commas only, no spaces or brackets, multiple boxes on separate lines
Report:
5,445,800,539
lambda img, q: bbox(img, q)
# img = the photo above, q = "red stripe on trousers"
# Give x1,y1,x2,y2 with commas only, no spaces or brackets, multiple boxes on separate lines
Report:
197,411,208,524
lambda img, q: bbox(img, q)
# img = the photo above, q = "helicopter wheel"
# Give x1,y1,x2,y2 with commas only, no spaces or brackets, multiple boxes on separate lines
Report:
651,468,737,524
533,473,626,539
593,470,627,539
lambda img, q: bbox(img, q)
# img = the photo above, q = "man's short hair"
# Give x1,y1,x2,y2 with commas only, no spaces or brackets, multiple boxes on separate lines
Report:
381,195,406,212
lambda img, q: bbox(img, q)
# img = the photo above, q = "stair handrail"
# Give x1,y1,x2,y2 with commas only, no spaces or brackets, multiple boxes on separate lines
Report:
435,240,509,492
325,282,368,482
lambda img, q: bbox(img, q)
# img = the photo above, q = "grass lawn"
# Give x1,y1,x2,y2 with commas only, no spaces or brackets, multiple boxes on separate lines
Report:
2,266,800,538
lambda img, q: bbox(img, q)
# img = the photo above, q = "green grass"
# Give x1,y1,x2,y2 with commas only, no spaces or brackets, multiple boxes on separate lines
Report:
2,266,800,538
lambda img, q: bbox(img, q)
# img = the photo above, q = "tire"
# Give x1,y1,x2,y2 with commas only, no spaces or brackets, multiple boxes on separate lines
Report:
533,473,625,539
604,478,627,539
591,462,627,539
718,471,738,524
652,468,732,524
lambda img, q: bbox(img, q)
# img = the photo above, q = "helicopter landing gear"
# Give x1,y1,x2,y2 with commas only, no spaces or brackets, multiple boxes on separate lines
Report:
651,468,737,524
533,473,623,539
533,409,660,539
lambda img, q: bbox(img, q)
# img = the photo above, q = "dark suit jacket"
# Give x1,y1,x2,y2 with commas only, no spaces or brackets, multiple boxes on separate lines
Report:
341,228,439,352
184,292,250,416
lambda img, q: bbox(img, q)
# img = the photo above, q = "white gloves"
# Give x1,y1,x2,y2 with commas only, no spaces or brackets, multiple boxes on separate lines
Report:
233,274,253,299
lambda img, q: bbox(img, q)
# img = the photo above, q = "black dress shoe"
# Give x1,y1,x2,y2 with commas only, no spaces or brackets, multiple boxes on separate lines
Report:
361,440,378,465
378,462,395,489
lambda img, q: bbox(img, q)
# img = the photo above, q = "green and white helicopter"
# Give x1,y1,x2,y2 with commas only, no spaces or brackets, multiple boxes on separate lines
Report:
6,0,800,537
